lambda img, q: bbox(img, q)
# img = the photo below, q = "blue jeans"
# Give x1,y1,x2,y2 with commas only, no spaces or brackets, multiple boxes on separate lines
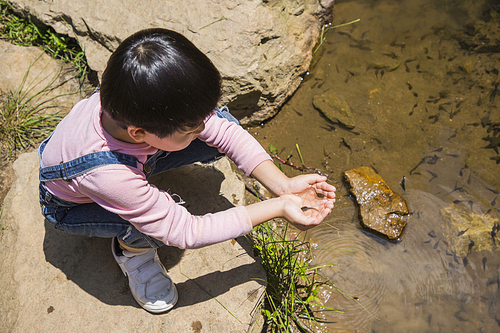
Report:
38,107,238,249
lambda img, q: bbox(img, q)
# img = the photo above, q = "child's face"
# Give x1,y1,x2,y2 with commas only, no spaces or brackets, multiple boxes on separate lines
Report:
142,121,205,151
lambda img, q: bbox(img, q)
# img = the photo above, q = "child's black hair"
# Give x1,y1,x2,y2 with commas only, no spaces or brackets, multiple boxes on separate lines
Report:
100,28,222,138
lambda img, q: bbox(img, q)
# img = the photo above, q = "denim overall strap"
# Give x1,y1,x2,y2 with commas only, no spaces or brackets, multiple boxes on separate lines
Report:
39,135,139,182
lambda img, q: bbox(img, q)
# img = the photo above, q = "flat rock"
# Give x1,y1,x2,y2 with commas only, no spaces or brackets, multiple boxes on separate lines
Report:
441,203,500,257
312,91,355,128
0,153,266,333
344,166,410,241
8,0,335,125
0,40,89,113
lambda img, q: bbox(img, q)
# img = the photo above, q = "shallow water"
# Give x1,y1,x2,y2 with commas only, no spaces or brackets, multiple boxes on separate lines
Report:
249,0,500,331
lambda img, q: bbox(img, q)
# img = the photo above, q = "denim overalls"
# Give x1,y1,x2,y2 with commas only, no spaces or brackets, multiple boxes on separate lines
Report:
38,106,238,249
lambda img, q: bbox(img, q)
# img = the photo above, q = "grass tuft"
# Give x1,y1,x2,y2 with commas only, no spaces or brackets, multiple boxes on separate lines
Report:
0,55,68,160
248,221,341,332
0,1,90,80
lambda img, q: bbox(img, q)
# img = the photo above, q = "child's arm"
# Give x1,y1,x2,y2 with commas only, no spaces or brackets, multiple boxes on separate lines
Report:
250,160,337,199
247,160,336,230
245,191,334,231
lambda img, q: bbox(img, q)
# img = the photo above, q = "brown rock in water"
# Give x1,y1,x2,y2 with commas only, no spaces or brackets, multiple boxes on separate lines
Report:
441,203,499,257
344,166,410,241
312,92,356,129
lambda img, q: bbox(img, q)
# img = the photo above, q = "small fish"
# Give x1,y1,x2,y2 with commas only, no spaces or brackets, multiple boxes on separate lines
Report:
457,228,469,236
459,165,468,177
339,138,352,150
434,239,440,249
400,176,407,191
382,52,399,59
449,182,469,195
428,231,437,238
463,257,468,267
468,240,475,254
428,114,439,123
427,170,438,182
410,155,440,175
423,240,432,244
390,41,406,50
301,206,319,212
482,257,487,271
491,223,500,244
409,102,418,116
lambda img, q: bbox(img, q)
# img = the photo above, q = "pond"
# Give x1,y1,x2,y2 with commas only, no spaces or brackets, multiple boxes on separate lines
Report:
249,0,500,331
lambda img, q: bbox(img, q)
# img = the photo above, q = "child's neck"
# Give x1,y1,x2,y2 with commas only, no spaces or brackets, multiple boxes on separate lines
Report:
101,112,138,144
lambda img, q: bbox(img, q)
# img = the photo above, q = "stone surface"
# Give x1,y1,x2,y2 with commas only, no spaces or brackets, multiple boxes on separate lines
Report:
0,153,266,333
343,166,410,241
312,91,355,128
8,0,335,125
441,203,500,257
0,40,89,114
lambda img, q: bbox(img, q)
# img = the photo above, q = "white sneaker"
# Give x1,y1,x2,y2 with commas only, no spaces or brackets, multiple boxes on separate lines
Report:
111,237,178,313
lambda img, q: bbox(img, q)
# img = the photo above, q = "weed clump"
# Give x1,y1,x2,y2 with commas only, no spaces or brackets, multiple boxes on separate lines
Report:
248,221,340,332
0,1,91,80
0,57,66,160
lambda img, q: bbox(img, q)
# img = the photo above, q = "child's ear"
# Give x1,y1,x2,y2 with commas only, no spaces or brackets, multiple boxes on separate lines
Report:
127,126,147,143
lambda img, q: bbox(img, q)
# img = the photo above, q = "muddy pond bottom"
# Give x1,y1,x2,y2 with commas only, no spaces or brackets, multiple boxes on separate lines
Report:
249,0,500,331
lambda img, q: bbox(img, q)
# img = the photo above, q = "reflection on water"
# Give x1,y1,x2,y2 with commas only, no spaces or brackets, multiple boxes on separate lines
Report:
250,0,500,331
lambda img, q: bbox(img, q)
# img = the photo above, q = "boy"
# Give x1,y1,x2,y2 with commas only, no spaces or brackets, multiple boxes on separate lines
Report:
38,28,335,313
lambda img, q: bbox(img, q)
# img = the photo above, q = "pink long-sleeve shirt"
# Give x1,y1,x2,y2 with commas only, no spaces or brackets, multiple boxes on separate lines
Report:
40,92,272,249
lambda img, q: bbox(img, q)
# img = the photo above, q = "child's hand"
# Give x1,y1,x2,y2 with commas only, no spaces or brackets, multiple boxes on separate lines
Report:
280,186,335,231
283,174,336,203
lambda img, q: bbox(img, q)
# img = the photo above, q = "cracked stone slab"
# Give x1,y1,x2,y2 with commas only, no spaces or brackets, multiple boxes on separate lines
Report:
0,152,266,332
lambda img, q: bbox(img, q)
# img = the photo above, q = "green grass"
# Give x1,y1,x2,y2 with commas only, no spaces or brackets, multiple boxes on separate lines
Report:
314,19,360,54
0,1,90,80
0,55,66,159
248,221,342,332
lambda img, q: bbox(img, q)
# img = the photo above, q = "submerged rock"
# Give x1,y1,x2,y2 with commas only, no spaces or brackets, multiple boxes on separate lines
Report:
441,204,500,257
344,166,410,241
312,92,355,128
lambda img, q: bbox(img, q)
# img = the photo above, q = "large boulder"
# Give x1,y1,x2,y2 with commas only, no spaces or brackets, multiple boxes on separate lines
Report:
8,0,335,125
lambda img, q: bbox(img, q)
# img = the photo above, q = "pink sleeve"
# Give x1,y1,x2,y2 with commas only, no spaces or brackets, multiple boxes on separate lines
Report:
78,165,253,249
199,113,272,177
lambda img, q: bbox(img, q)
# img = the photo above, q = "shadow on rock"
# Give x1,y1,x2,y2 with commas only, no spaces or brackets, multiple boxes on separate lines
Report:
42,162,261,309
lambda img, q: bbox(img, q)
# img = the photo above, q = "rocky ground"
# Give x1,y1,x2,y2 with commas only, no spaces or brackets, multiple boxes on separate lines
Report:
0,41,267,332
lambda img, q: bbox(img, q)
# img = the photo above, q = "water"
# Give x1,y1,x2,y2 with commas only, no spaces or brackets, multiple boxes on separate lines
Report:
249,0,500,331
